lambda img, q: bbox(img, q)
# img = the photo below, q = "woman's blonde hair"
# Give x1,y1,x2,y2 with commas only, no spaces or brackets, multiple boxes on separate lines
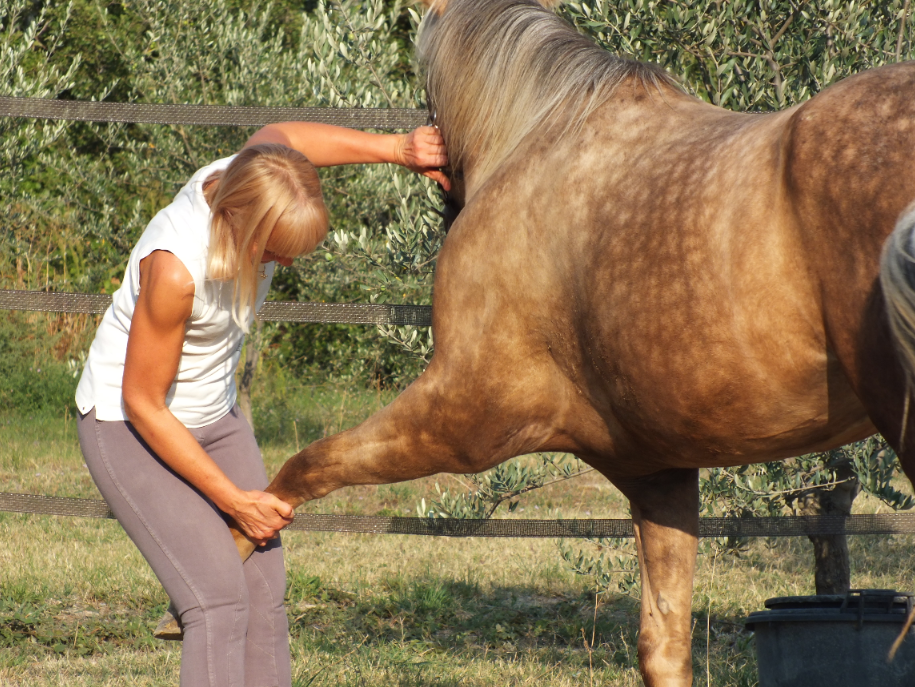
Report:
204,144,328,330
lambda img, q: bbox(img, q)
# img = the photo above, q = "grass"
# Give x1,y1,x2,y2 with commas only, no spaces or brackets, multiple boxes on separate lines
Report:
2,382,915,686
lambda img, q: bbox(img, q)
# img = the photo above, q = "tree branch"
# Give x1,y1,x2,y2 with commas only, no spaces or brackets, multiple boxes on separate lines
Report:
897,0,912,62
482,467,596,519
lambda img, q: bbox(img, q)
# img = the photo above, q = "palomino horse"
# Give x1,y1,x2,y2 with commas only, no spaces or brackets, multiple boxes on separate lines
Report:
255,0,915,684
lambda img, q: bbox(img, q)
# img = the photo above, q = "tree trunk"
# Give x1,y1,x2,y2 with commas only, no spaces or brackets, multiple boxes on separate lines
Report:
798,462,860,595
237,318,262,429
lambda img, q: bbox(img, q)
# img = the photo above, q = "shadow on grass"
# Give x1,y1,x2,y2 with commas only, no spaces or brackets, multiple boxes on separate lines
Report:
286,573,759,685
0,596,164,660
1,579,757,685
287,570,641,663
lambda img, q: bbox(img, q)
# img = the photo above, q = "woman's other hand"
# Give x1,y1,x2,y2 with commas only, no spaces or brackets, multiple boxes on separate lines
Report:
229,490,295,546
396,126,451,190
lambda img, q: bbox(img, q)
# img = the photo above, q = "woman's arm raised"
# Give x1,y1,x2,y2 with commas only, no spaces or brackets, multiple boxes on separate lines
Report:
244,122,450,189
121,250,293,544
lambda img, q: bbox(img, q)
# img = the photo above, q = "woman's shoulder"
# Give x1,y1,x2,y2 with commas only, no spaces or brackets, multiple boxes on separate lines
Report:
139,250,197,308
150,156,239,238
130,155,241,293
160,155,239,215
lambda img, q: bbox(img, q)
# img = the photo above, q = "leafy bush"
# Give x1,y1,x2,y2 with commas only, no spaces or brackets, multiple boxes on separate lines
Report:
0,313,82,414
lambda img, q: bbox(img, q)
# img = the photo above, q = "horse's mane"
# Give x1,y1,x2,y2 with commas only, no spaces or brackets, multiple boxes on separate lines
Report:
417,0,678,189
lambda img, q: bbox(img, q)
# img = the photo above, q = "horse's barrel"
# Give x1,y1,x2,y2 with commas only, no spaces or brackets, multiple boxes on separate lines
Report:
745,589,915,686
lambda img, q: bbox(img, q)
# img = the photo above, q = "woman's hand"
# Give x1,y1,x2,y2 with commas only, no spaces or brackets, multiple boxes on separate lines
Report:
228,490,295,546
395,126,451,190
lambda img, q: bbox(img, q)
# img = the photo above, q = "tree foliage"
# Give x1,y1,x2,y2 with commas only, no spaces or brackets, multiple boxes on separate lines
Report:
563,0,911,109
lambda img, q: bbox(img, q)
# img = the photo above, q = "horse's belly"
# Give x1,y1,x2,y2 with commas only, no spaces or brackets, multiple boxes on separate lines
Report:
598,336,875,467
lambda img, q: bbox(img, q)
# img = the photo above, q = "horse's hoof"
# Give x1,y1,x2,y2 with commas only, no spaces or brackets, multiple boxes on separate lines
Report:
153,603,184,641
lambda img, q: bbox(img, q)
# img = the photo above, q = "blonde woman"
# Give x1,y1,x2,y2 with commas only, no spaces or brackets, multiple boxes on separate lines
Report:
75,123,448,687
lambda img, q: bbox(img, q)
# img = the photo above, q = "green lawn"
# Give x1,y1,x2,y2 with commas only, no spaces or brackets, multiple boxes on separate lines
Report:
2,387,914,686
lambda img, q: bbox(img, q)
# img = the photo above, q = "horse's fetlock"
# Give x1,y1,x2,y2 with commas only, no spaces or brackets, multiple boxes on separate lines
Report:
638,644,694,687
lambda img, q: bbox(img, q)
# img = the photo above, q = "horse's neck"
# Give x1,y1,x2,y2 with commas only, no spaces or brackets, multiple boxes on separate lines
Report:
456,76,696,204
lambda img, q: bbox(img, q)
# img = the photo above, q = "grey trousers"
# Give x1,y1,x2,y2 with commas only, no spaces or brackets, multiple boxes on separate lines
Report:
78,406,291,687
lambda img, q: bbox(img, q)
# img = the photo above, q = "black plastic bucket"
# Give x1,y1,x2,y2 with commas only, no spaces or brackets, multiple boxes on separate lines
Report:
745,589,915,687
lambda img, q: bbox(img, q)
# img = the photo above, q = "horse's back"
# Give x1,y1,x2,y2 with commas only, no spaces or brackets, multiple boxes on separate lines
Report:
785,61,915,292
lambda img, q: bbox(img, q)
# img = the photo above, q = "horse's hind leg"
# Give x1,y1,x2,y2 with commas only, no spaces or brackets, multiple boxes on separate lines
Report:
612,468,699,687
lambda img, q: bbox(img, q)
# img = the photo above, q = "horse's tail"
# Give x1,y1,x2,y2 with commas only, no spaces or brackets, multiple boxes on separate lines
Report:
880,206,915,447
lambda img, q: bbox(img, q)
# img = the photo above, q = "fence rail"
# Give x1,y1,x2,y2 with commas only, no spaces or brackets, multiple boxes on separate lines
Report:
3,492,914,539
0,96,427,129
0,289,432,326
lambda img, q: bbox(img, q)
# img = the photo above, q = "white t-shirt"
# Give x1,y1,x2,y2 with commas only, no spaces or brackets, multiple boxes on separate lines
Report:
75,155,275,428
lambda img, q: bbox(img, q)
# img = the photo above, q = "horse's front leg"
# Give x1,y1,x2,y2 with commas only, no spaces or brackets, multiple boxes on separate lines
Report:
153,361,548,639
265,379,471,511
614,468,699,687
247,352,576,560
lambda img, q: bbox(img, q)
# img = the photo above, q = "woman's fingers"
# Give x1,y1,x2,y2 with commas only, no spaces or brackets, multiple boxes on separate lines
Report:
263,492,295,520
409,126,449,166
232,490,295,541
423,168,452,191
397,127,450,188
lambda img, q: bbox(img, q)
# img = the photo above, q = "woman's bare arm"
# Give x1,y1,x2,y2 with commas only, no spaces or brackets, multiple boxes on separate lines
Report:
121,250,293,544
244,122,450,189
